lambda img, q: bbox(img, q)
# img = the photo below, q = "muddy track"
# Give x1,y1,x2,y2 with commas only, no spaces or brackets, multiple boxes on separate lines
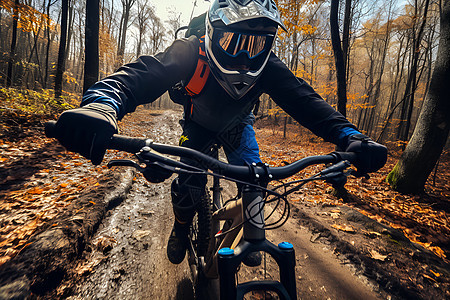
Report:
68,110,192,299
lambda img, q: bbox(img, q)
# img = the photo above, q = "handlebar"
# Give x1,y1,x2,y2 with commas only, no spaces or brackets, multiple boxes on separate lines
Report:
108,134,357,181
44,121,358,182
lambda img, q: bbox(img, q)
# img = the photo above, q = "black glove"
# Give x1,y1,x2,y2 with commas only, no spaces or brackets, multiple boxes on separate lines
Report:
54,103,118,165
345,134,387,175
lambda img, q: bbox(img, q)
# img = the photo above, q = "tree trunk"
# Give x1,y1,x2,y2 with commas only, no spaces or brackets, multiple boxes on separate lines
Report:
54,0,69,99
44,0,53,88
397,0,431,143
116,0,135,67
64,0,74,64
387,0,450,194
330,0,348,117
342,0,351,78
0,8,3,51
6,0,20,87
83,0,100,93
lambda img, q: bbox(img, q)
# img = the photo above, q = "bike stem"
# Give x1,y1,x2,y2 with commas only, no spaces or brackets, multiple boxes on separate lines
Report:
242,185,265,241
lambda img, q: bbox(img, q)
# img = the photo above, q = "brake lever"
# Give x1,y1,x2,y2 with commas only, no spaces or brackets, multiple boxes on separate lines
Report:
320,160,351,175
107,159,145,172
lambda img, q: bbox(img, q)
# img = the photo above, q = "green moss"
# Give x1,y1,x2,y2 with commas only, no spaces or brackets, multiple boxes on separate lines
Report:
386,163,401,190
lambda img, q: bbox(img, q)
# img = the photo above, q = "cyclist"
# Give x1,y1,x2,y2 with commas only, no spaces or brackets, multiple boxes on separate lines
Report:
51,0,387,265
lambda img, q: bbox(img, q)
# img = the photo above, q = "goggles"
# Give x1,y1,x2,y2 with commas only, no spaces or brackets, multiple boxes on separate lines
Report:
217,30,274,58
211,28,275,72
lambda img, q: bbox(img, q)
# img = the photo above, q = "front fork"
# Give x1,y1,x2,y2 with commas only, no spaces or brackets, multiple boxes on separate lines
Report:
217,185,297,300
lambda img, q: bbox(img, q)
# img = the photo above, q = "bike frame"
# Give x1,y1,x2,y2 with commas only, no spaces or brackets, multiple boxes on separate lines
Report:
184,145,297,300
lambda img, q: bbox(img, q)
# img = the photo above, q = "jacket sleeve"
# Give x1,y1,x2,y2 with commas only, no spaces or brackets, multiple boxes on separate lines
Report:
81,36,199,119
261,52,357,147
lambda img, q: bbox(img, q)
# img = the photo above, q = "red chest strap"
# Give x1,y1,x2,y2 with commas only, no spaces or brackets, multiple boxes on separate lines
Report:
185,36,210,97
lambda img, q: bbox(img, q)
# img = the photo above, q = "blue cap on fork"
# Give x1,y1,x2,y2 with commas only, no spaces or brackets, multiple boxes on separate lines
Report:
278,242,293,250
218,247,235,256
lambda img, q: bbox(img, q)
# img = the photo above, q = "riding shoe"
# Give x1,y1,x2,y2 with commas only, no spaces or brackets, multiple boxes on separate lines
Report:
167,220,190,264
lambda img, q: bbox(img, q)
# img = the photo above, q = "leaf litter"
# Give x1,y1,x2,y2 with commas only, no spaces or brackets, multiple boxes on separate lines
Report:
0,106,448,298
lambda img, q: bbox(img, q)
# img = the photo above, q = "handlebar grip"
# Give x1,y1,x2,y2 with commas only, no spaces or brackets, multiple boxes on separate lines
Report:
108,135,150,153
333,151,358,163
44,121,57,138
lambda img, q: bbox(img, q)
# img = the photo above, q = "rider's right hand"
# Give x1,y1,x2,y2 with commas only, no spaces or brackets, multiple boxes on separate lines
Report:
53,103,118,165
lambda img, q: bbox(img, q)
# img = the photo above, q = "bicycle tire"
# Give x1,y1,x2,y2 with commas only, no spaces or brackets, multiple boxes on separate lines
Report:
189,194,214,299
195,194,212,257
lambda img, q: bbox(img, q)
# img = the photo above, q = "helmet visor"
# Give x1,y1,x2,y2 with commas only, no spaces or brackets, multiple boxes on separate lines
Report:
212,28,274,72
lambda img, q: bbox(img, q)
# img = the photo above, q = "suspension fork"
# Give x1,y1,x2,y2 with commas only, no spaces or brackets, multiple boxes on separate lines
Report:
217,185,297,300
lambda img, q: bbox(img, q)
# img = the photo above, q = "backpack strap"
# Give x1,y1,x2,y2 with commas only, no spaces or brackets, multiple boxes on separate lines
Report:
185,36,210,97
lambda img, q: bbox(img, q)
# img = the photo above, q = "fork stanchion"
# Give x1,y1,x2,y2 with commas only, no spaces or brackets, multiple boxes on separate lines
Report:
278,242,297,300
218,247,238,299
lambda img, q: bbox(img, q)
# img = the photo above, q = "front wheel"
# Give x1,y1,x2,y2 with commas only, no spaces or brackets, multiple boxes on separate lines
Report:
189,194,217,299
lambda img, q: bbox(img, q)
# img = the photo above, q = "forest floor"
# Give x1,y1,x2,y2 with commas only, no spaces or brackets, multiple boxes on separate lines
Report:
0,100,449,299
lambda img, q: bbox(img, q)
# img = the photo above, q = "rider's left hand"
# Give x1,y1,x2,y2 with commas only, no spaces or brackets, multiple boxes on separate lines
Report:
345,134,387,175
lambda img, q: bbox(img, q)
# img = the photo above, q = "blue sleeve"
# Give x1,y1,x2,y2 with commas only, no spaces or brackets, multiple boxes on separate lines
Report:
337,127,362,149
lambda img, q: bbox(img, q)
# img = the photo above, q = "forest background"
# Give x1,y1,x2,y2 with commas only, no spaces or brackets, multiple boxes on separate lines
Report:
1,0,449,192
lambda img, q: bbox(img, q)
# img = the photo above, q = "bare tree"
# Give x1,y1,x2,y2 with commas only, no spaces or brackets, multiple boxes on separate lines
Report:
147,12,165,55
134,0,152,57
83,0,100,93
397,0,431,143
54,0,69,99
6,0,19,87
166,7,182,41
330,0,349,117
117,0,136,66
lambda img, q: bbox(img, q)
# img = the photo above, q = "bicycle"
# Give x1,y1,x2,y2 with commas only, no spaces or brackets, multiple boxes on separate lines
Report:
45,122,358,300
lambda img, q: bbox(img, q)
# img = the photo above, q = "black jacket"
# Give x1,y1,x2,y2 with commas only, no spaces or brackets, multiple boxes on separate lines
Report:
82,36,356,146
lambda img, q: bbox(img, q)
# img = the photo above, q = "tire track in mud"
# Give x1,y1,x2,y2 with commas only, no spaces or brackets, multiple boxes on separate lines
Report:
71,110,195,300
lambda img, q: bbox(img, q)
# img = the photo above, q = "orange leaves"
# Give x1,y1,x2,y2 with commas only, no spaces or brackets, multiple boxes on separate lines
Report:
0,0,55,35
331,224,356,233
0,144,110,266
27,187,44,195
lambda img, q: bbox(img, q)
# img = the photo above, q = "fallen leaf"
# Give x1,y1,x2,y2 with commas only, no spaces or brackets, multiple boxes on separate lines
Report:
330,212,340,219
423,274,437,282
331,224,356,233
28,187,43,195
363,231,382,238
370,250,387,261
430,270,441,277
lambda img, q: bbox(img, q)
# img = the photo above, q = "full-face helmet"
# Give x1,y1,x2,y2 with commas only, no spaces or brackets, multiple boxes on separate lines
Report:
205,0,286,99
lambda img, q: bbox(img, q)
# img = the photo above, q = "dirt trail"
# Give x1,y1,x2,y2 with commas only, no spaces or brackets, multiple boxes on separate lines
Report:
69,110,194,299
1,108,447,299
65,109,382,300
